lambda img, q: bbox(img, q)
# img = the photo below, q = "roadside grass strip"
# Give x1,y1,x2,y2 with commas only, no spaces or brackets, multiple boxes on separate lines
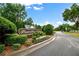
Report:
64,32,79,38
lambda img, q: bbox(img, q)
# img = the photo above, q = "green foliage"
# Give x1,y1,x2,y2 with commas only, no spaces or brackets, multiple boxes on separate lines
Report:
15,20,25,29
5,34,27,45
42,24,54,35
12,43,21,50
25,17,33,26
0,17,17,33
63,3,79,22
32,31,45,38
32,36,49,44
57,24,71,32
0,17,17,43
0,44,5,53
63,9,71,21
0,3,27,29
24,41,32,46
34,24,42,30
32,36,37,44
63,3,79,30
32,31,46,44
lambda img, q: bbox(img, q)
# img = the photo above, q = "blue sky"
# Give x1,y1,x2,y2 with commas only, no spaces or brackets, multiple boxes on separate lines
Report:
25,3,73,28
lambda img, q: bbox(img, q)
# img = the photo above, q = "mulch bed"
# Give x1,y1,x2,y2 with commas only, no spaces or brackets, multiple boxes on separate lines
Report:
0,38,32,56
0,36,51,56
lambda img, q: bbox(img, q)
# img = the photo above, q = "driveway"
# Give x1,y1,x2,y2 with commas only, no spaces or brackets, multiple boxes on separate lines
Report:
27,32,79,56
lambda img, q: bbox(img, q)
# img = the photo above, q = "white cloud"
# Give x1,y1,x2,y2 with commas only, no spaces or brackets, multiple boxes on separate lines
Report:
26,6,31,9
53,21,63,28
20,0,44,6
57,21,63,25
33,6,44,10
44,21,50,25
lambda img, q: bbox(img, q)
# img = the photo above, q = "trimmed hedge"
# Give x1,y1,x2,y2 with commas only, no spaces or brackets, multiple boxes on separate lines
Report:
32,36,50,44
5,34,27,45
0,17,17,43
12,43,21,50
0,17,17,33
32,31,46,44
32,31,45,38
0,44,5,53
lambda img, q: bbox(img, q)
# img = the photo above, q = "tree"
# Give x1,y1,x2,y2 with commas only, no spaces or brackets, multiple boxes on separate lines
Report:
16,20,25,29
0,3,27,29
42,24,54,35
34,24,42,30
63,3,79,31
25,17,33,26
71,24,79,32
57,24,71,32
0,17,17,43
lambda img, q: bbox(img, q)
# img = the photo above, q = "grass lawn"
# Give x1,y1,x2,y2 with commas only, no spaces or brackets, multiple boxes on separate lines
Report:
64,32,79,38
54,31,60,32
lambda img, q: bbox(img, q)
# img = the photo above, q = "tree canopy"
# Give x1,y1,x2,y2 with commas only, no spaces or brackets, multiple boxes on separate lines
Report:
0,3,27,29
25,17,33,26
63,3,79,30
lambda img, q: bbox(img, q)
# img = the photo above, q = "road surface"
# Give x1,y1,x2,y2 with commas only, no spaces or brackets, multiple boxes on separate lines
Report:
27,32,79,56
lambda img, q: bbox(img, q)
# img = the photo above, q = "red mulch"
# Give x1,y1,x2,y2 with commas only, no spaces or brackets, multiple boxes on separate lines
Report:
1,38,33,55
4,46,13,55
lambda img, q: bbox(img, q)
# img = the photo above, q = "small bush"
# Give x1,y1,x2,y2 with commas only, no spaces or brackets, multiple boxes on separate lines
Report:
32,39,37,44
38,31,45,36
0,17,17,43
32,31,45,44
24,41,32,46
42,24,54,35
0,44,5,53
16,35,27,44
5,34,27,45
0,17,17,34
12,44,21,50
32,32,39,38
32,31,45,38
32,36,49,44
32,36,37,44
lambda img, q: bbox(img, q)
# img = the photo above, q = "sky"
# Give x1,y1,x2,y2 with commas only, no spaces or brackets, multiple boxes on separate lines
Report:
25,3,74,28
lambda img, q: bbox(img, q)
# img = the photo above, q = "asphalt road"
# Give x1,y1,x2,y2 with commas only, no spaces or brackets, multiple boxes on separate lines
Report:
27,32,79,56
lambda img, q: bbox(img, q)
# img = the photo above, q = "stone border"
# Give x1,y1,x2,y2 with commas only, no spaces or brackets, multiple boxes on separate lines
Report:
5,36,56,56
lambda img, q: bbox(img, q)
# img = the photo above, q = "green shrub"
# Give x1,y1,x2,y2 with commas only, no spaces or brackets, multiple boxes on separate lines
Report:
0,17,17,43
32,32,39,38
0,17,17,33
5,34,27,45
32,36,49,44
12,44,21,50
32,31,45,38
0,44,5,53
42,24,54,35
32,39,37,44
32,31,45,44
38,31,45,36
24,41,32,46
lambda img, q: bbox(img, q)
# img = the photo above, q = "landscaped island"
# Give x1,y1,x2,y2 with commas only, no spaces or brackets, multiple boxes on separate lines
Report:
0,3,54,55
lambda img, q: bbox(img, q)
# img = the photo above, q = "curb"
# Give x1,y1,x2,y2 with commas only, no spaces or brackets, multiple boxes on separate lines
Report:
5,36,56,56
